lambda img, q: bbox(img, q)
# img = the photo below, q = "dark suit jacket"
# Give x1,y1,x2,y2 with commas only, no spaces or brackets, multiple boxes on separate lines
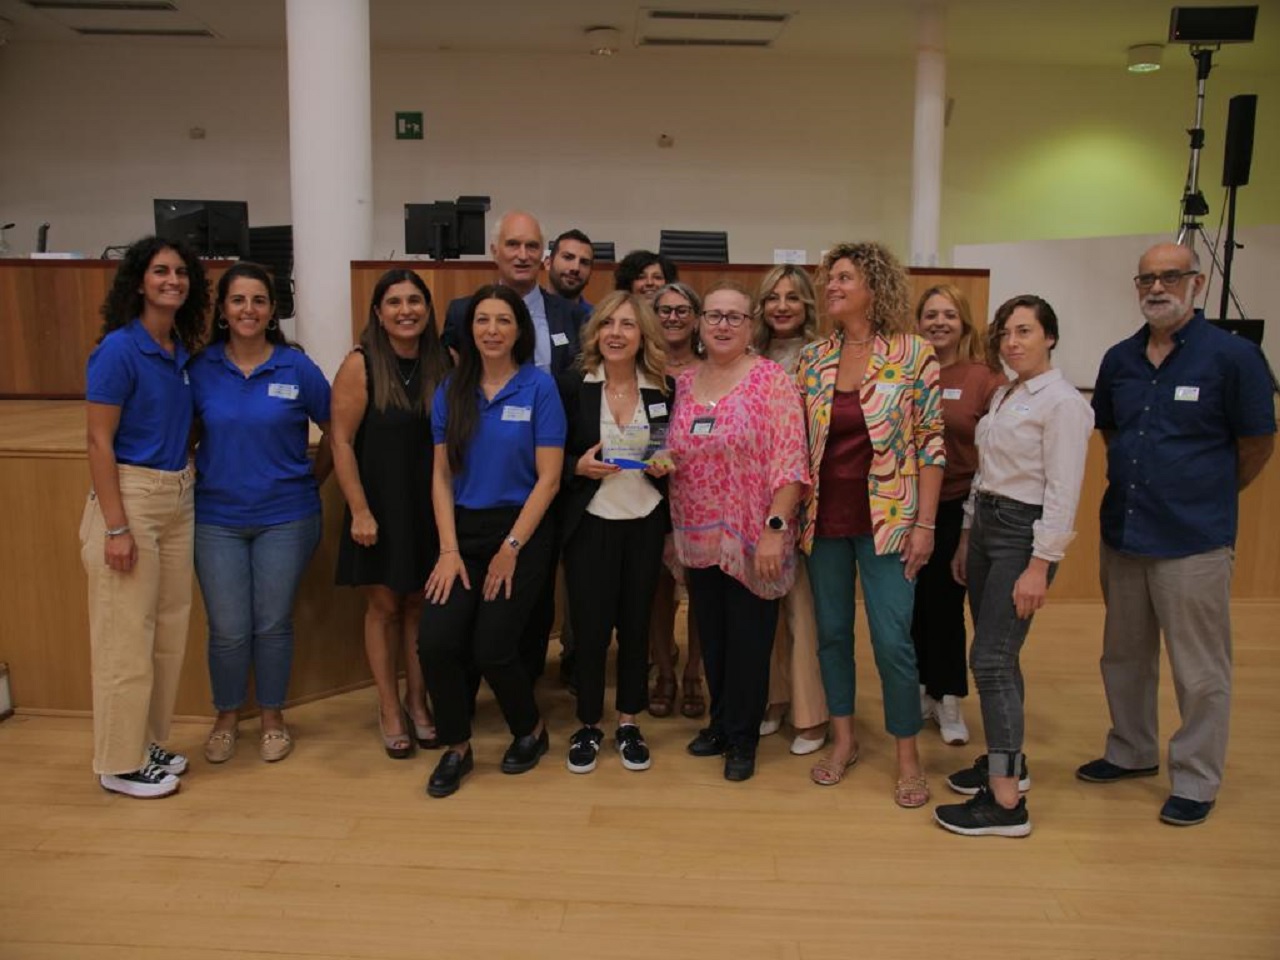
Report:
442,286,587,377
555,370,675,549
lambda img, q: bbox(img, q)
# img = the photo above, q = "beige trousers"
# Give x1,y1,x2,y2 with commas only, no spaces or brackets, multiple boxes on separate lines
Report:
767,558,829,729
80,464,194,775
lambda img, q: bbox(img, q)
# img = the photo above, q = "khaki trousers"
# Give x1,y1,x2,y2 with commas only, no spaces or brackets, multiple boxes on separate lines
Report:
1099,543,1234,802
767,558,829,729
80,464,194,775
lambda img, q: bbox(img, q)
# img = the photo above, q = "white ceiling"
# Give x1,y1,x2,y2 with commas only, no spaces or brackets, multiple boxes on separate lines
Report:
0,0,1276,71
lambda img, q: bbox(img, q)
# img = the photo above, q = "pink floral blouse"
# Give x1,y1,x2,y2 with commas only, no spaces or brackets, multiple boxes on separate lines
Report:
669,358,811,600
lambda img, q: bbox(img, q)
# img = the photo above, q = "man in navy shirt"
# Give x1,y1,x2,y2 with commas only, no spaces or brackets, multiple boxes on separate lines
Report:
1077,242,1275,826
545,228,596,313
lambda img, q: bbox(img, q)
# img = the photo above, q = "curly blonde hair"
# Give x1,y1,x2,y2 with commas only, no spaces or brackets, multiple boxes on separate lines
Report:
578,290,668,392
816,242,912,336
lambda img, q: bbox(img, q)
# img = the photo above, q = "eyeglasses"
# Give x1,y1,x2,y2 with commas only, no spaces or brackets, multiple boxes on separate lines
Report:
656,304,692,319
1134,270,1197,290
701,310,751,327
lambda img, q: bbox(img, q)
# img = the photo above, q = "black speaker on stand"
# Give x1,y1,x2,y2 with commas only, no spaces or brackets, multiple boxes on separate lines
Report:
1219,93,1257,320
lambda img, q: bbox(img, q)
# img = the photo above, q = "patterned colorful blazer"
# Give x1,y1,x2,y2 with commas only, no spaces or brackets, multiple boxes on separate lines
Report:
795,329,945,556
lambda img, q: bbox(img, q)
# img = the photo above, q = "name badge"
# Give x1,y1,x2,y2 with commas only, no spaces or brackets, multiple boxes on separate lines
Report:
648,402,668,418
501,404,532,422
874,382,899,395
1174,385,1200,402
691,417,715,436
1013,402,1032,416
942,388,962,401
551,332,569,347
268,382,299,400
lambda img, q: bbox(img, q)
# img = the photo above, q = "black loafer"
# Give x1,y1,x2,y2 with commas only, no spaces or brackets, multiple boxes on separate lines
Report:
1160,795,1215,826
1075,757,1159,783
724,748,756,782
501,727,549,774
686,728,727,757
426,748,473,798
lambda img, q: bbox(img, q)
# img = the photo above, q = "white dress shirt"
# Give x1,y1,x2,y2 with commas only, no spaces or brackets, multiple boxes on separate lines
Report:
964,367,1094,561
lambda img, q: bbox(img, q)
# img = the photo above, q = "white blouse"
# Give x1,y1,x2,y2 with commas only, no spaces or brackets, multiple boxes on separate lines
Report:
584,368,664,521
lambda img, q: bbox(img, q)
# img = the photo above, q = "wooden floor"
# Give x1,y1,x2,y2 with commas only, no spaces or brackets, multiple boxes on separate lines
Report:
2,601,1279,959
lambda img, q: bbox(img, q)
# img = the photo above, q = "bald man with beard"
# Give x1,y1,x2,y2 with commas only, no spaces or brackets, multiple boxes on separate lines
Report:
1077,242,1275,826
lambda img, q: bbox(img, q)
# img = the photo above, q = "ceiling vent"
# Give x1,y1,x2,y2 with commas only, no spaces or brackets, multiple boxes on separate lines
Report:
74,26,212,36
21,0,215,39
636,8,790,48
23,1,177,9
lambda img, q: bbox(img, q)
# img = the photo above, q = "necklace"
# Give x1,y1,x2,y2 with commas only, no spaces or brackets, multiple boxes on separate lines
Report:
606,379,637,401
396,355,420,387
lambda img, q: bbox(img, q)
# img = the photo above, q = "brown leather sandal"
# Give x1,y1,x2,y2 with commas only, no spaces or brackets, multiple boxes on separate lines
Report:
648,676,676,718
680,677,706,718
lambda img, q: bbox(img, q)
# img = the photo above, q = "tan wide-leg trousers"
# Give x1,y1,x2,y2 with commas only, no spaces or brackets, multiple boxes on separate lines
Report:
766,557,829,729
80,464,194,775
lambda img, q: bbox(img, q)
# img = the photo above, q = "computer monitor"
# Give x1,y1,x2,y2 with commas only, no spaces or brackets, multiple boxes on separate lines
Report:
404,195,490,260
153,199,250,258
591,241,616,262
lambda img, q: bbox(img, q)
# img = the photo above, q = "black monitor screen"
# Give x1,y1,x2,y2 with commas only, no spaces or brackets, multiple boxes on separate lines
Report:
154,199,250,258
404,197,489,260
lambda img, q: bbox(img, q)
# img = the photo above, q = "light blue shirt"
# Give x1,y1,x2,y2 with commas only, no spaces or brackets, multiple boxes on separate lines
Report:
524,287,551,372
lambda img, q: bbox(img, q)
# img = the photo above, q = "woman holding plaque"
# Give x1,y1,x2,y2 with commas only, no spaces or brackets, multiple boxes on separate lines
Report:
556,291,672,774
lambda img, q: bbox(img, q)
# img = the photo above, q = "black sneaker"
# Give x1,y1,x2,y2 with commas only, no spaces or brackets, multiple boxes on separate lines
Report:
567,726,604,774
99,762,180,799
946,753,1031,796
147,742,189,776
686,727,727,757
615,724,651,771
934,787,1032,838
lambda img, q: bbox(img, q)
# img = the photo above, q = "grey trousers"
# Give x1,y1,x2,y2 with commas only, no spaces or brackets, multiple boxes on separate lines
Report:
1099,543,1234,802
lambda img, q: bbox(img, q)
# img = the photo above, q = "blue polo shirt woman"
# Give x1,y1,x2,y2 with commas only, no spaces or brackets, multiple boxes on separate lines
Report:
419,284,566,798
190,262,332,765
81,236,209,799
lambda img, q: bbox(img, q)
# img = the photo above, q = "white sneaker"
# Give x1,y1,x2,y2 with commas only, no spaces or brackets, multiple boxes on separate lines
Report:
935,695,970,745
920,686,938,723
100,762,180,798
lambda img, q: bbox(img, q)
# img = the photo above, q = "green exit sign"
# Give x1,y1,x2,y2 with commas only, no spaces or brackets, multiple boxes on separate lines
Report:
395,111,423,140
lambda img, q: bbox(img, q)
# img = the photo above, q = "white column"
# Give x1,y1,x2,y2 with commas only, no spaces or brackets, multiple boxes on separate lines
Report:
909,4,946,267
286,0,372,378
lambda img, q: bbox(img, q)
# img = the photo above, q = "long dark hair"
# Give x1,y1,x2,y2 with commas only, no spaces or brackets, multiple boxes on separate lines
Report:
209,261,289,347
100,235,209,353
444,284,535,474
360,269,450,413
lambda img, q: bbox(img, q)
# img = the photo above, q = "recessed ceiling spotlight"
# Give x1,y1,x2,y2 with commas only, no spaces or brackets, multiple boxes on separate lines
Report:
1127,43,1164,73
585,26,621,56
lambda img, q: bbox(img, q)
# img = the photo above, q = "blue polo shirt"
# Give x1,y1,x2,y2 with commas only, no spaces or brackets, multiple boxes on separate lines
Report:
190,343,331,527
1093,311,1276,557
85,319,193,471
431,363,566,509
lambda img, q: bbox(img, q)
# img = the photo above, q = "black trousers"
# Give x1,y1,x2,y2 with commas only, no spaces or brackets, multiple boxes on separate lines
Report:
685,565,779,754
563,508,666,726
419,507,553,745
910,497,970,699
518,515,559,683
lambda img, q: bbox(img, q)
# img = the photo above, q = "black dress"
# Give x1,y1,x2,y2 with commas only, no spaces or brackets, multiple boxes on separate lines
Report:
335,350,435,595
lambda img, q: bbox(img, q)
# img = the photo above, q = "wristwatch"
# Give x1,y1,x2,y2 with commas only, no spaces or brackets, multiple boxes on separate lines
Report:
765,514,788,532
505,535,522,553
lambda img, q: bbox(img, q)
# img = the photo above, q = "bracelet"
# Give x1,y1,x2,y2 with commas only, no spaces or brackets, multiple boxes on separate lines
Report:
915,521,936,531
105,524,131,537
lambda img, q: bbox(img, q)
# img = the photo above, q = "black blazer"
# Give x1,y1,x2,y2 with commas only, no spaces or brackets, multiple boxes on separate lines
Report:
555,370,675,548
442,286,587,377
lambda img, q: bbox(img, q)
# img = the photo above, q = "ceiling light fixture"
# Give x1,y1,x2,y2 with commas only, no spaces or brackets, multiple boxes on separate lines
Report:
584,26,621,56
1127,43,1164,73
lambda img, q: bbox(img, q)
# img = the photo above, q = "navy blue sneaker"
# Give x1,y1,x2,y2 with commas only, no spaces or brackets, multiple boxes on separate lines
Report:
1076,757,1159,783
1160,795,1215,826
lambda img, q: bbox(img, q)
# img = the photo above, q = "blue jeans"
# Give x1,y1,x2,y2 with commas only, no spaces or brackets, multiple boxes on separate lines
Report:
966,495,1055,779
808,535,921,737
194,514,322,711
